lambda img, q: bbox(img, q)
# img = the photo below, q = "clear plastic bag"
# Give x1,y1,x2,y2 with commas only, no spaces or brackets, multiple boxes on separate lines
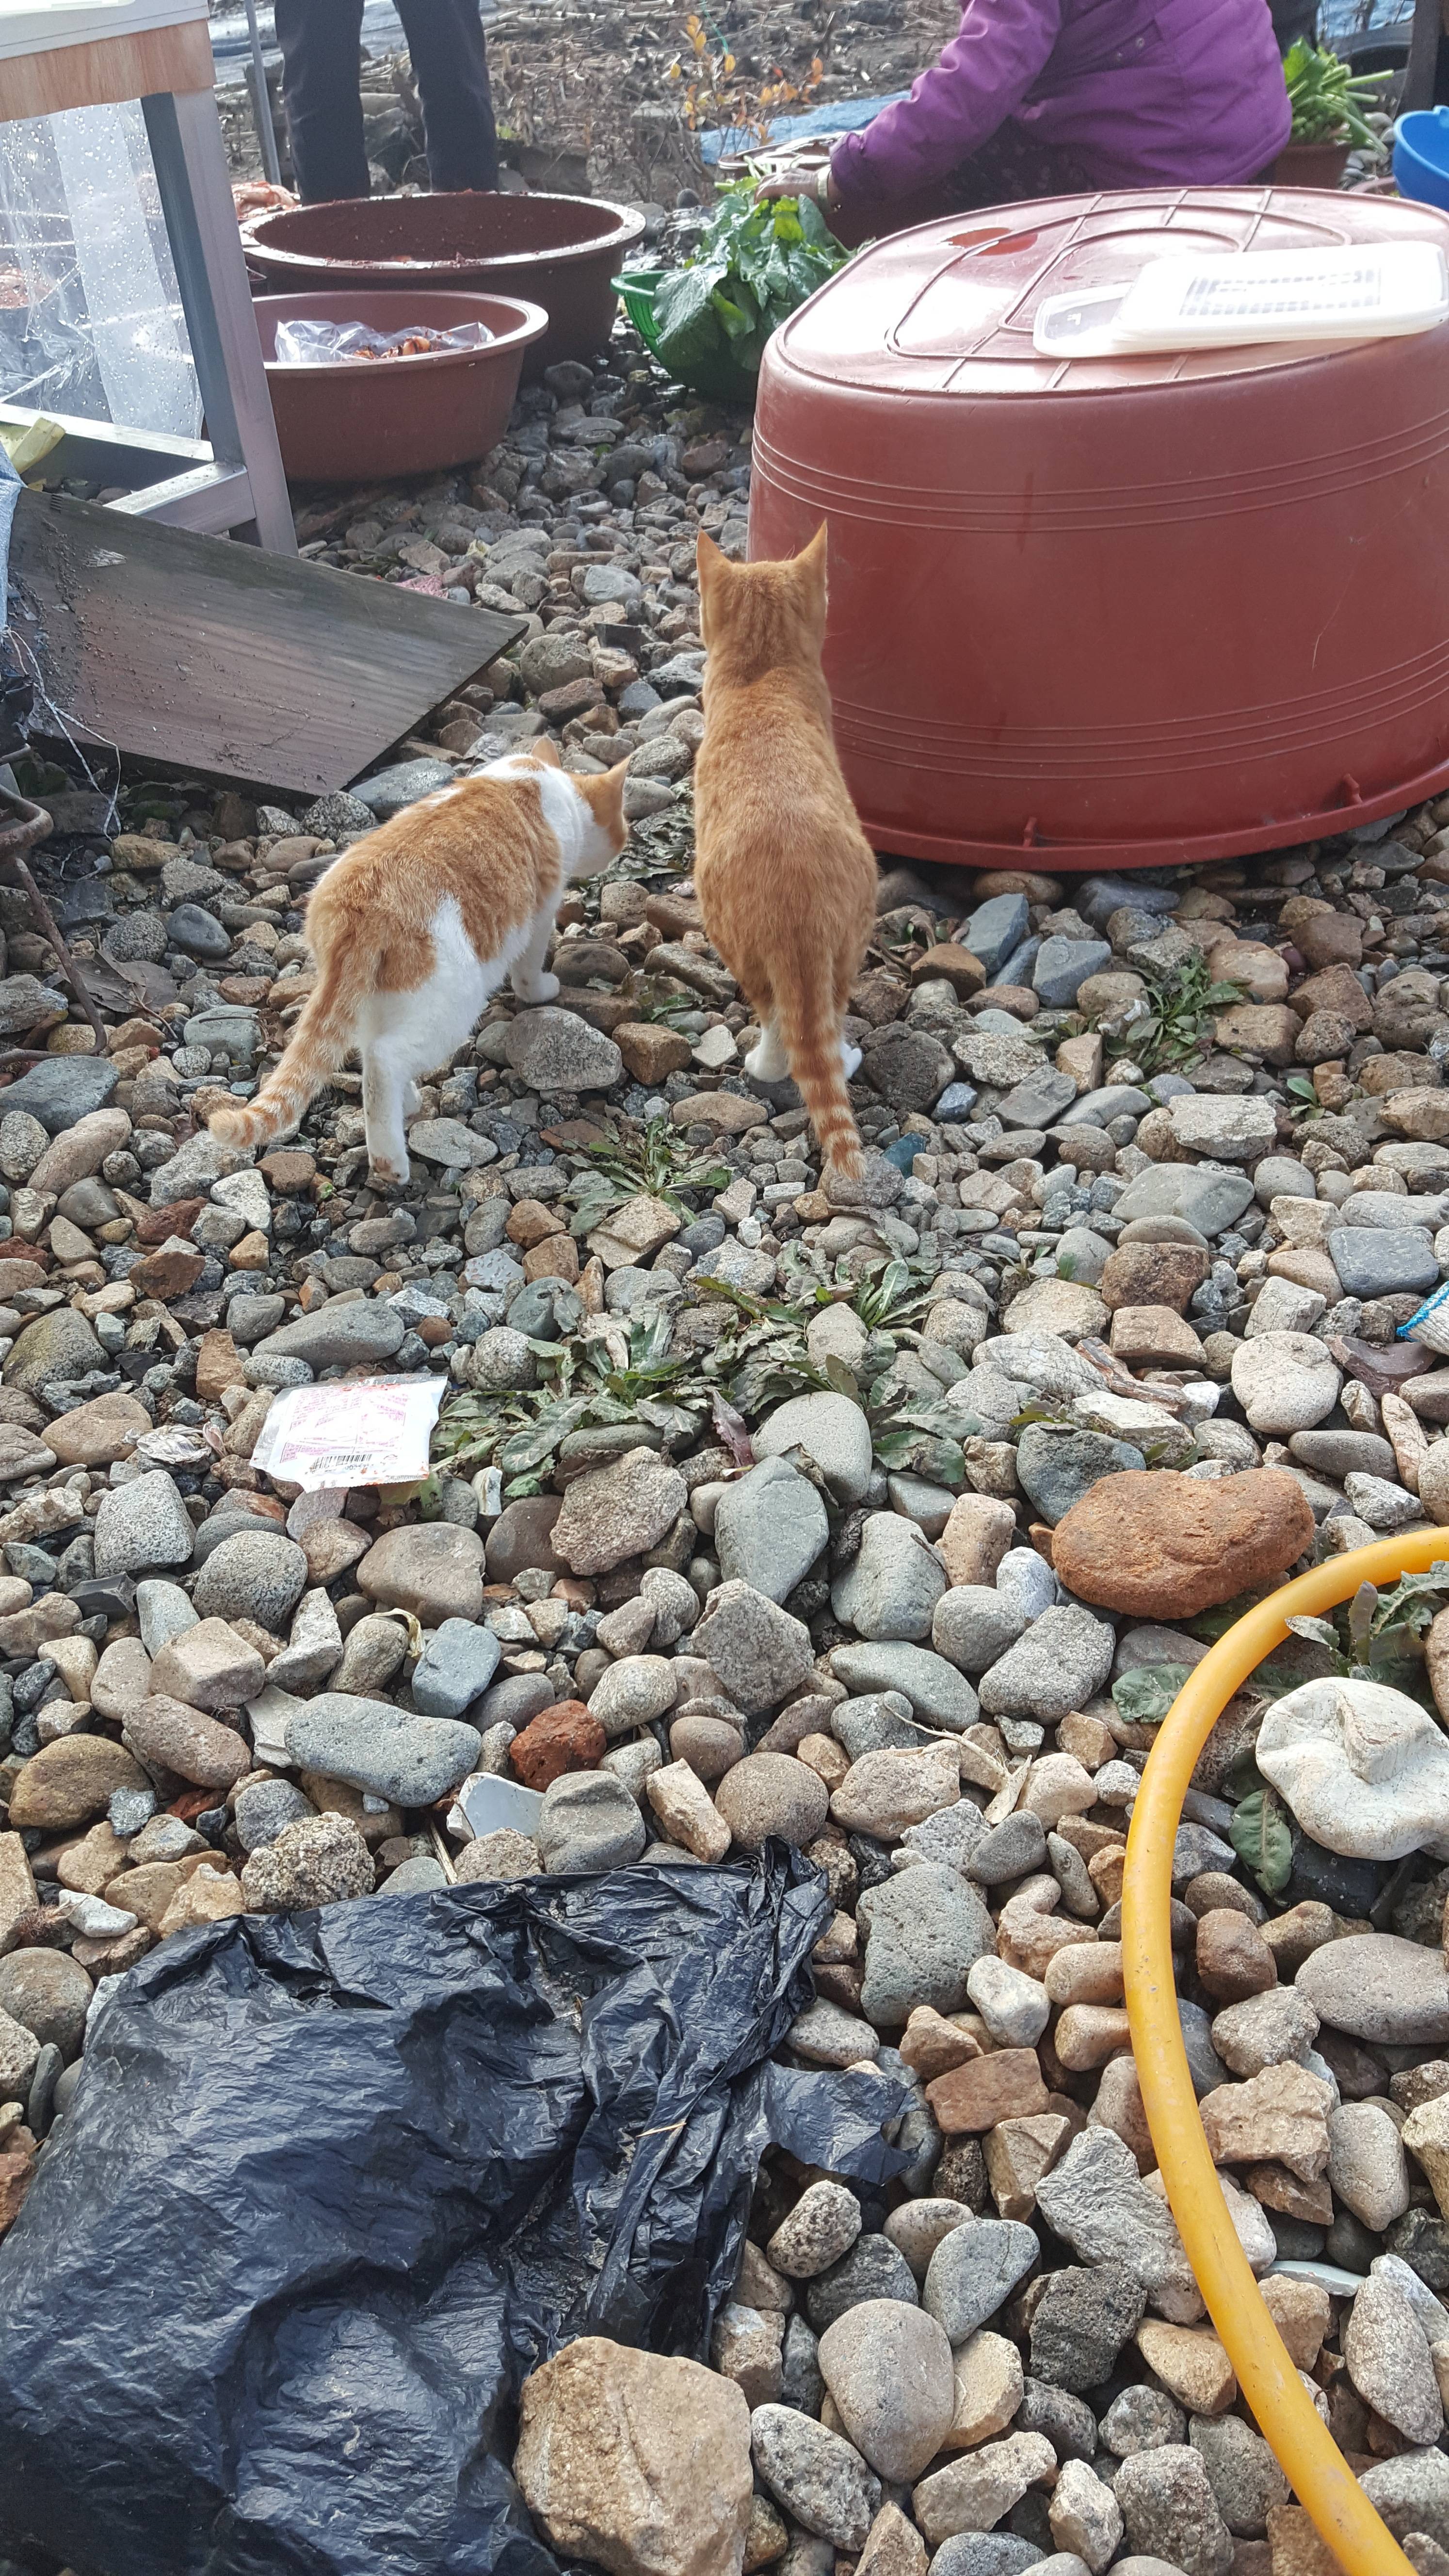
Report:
272,317,494,366
0,102,200,438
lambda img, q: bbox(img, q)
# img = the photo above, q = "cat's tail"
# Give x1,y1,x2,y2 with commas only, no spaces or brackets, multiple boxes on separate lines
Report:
783,989,864,1183
208,943,364,1152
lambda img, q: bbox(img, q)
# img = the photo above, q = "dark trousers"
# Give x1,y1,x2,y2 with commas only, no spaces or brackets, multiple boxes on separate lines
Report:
275,0,499,202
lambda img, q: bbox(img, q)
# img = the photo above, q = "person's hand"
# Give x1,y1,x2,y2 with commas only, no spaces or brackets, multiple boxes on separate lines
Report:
755,165,840,213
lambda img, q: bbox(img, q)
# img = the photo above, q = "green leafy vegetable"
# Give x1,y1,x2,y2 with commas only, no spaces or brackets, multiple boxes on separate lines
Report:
653,181,848,384
1111,1665,1192,1725
1229,1786,1294,1895
1283,39,1388,150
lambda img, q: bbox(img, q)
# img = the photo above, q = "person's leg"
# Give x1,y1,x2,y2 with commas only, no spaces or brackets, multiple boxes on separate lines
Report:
275,0,370,202
395,0,499,192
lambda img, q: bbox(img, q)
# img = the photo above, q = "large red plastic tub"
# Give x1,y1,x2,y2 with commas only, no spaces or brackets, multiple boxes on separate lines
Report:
748,189,1449,872
256,291,547,481
244,193,645,377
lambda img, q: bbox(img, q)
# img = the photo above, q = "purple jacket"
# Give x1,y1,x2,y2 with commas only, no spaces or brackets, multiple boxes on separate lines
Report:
831,0,1292,202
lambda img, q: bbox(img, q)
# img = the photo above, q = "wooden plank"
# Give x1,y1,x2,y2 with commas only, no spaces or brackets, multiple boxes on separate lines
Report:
7,489,522,797
0,18,215,117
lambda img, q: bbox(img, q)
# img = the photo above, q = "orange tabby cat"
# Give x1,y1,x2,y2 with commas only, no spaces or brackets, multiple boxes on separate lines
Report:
693,525,876,1181
209,743,628,1187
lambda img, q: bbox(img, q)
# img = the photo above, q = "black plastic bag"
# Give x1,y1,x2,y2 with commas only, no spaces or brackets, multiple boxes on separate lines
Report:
0,1849,904,2576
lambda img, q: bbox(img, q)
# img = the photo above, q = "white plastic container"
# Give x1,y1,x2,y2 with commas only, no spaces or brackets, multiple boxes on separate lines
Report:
1034,241,1449,361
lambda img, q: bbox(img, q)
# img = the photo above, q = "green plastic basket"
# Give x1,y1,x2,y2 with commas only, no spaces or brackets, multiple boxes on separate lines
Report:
612,266,759,406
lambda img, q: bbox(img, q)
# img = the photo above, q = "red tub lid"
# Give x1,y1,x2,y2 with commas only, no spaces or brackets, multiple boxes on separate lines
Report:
774,186,1449,396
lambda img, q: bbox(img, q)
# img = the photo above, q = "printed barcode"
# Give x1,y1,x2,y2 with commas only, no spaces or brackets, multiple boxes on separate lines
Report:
1182,262,1378,321
313,1450,374,1470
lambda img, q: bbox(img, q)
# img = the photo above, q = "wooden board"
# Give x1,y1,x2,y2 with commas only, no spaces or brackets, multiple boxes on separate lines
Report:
0,17,215,117
7,489,523,798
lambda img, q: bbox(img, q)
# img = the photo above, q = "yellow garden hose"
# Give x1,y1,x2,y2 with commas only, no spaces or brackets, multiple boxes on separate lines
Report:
1121,1531,1449,2576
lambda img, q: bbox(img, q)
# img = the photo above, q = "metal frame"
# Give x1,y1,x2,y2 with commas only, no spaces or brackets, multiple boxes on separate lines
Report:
139,85,294,550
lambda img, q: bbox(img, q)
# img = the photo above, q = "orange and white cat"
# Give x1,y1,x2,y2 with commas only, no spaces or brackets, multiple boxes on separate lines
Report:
692,524,876,1182
209,744,628,1188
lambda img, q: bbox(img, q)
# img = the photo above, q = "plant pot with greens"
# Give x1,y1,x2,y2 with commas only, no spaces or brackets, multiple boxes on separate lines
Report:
614,179,849,404
1272,40,1389,187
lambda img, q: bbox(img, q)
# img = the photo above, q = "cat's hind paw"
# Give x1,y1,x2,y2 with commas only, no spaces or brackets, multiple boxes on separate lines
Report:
840,1041,862,1081
745,1039,789,1083
513,969,560,1005
368,1156,410,1191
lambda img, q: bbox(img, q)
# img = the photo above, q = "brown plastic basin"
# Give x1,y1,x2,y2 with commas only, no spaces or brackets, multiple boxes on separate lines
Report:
244,192,645,374
256,290,547,482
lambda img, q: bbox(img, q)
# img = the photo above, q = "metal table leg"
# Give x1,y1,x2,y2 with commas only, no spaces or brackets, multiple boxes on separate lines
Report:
141,85,296,554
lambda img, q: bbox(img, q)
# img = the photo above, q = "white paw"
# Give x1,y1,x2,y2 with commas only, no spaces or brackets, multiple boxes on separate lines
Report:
514,969,560,1004
369,1157,410,1191
745,1041,787,1082
840,1042,861,1080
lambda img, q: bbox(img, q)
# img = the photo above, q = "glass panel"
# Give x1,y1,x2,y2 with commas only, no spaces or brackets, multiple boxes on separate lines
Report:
0,100,202,438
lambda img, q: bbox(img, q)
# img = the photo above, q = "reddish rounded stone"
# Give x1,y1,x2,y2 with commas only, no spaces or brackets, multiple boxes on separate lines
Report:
510,1701,606,1791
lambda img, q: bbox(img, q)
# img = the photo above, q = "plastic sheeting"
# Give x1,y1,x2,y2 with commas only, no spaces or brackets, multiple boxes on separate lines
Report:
0,101,201,436
0,1848,905,2576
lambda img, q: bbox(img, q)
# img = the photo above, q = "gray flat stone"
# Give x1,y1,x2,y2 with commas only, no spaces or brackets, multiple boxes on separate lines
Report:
286,1693,481,1805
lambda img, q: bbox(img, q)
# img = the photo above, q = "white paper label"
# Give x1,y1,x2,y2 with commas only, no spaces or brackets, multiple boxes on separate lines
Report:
250,1374,447,1492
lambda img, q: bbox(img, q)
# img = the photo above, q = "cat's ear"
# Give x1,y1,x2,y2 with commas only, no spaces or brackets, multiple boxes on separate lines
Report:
528,738,562,768
577,759,628,844
795,521,829,616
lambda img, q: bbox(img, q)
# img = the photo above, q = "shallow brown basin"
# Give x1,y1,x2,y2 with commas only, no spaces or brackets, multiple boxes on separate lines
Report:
256,290,547,482
244,192,645,375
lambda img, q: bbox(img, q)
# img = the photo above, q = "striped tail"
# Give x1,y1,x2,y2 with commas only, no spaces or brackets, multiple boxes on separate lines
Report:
782,988,864,1182
208,946,363,1153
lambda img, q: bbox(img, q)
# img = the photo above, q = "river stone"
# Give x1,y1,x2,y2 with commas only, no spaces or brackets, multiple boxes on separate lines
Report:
693,1582,815,1713
1358,2450,1449,2551
253,1295,407,1371
358,1523,485,1623
1344,2269,1442,2445
714,1458,828,1605
553,1447,688,1576
1111,1167,1256,1237
240,1812,374,1911
1051,1470,1315,1618
505,1008,623,1094
714,1753,829,1851
408,1619,501,1719
285,1695,481,1804
830,1642,980,1729
1296,1933,1449,2044
858,1864,994,2026
1113,2447,1233,2576
1035,2131,1202,2323
0,1055,118,1131
833,1513,948,1642
818,2300,956,2481
3,1307,105,1394
1167,1095,1277,1160
92,1470,195,1576
125,1694,250,1789
193,1530,308,1628
931,1588,1028,1674
1256,1677,1449,1864
0,1949,92,2059
750,2404,882,2551
515,2338,754,2576
1230,1334,1341,1436
7,1735,148,1830
769,2180,864,2279
807,2234,920,2333
754,1390,874,1504
537,1771,647,1870
977,1607,1114,1724
1015,1427,1145,1526
919,2216,1040,2347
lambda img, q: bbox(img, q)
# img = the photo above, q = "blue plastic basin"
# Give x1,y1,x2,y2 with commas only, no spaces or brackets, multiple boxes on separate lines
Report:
1395,107,1449,210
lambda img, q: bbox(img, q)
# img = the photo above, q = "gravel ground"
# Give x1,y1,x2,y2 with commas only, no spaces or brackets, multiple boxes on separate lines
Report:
7,329,1449,2576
